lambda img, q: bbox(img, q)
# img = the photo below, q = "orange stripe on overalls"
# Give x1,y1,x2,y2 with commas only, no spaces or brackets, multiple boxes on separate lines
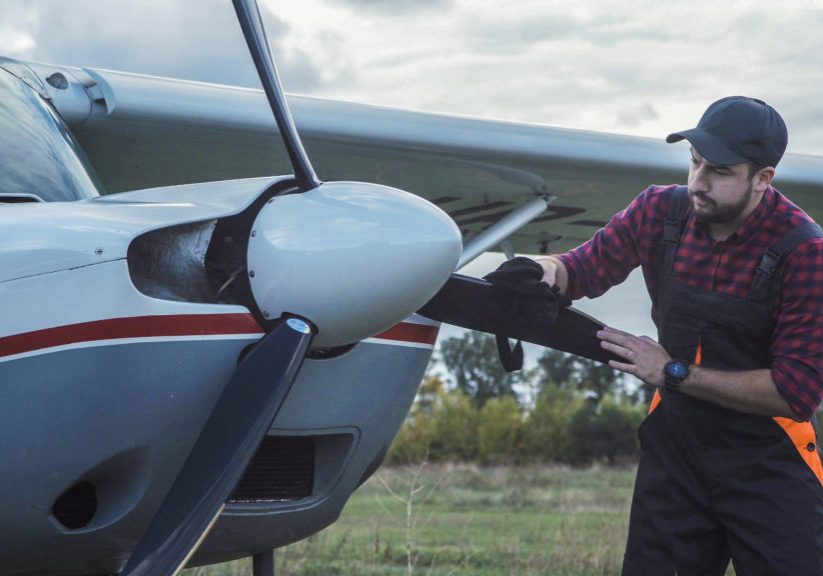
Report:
773,417,823,487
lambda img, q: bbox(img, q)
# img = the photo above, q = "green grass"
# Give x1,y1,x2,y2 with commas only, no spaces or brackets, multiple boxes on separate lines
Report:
184,463,639,576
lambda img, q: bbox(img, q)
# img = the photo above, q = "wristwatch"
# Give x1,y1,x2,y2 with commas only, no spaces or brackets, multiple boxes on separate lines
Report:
663,360,690,391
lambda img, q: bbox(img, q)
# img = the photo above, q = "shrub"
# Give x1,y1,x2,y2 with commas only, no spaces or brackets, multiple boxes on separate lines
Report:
386,376,444,464
387,409,436,464
477,395,523,464
588,396,645,464
521,384,582,463
430,388,480,461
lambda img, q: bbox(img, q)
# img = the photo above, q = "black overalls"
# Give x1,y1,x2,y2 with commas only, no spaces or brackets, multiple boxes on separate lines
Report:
621,188,823,576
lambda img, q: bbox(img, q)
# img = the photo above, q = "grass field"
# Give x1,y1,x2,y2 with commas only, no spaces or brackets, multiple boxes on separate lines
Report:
183,463,642,576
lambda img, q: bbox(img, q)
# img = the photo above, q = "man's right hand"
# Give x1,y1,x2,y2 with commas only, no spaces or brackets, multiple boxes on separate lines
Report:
535,256,569,294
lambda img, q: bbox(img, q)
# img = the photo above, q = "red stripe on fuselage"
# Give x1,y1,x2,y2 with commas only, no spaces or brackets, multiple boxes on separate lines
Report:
373,322,439,345
0,316,438,359
0,314,263,359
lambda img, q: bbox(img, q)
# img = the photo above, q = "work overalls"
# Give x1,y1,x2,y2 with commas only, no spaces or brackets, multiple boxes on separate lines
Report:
621,187,823,576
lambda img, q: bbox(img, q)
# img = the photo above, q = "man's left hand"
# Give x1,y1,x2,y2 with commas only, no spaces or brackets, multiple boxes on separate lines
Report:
597,326,671,387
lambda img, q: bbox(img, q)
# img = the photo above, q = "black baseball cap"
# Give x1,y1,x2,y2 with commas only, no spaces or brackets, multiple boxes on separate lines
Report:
666,96,788,167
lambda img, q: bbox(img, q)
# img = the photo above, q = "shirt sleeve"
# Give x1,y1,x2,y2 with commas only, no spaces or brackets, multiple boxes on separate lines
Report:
771,236,823,420
557,186,667,300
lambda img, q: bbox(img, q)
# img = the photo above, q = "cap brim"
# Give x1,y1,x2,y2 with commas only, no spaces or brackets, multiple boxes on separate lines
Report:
665,128,748,166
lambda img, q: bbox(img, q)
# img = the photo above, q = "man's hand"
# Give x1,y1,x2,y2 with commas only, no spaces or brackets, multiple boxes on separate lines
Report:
535,256,568,293
597,326,671,387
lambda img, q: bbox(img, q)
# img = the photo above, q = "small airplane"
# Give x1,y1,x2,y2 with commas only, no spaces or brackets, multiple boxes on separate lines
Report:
2,2,823,575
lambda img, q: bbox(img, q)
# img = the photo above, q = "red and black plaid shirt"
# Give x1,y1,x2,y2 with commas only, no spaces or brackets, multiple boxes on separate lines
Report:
558,184,823,420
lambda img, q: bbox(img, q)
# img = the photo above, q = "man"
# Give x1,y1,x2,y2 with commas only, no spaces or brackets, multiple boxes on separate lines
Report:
538,96,823,575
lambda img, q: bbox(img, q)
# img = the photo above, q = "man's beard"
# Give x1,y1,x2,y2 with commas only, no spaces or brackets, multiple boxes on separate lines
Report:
690,181,754,224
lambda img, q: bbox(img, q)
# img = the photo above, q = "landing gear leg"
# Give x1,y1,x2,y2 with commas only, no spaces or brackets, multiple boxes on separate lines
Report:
252,549,275,576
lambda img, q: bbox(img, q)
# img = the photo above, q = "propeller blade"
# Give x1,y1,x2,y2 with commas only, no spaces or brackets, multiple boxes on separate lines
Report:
418,274,622,364
233,0,319,190
120,317,314,576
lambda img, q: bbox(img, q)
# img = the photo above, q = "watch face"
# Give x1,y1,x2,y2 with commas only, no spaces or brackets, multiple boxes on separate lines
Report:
667,361,689,379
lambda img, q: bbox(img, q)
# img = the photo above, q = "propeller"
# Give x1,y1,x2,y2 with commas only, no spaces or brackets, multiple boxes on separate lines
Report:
121,1,460,574
418,273,622,365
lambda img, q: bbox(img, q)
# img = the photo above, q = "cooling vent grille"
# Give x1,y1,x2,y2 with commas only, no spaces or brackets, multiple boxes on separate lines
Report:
230,436,315,502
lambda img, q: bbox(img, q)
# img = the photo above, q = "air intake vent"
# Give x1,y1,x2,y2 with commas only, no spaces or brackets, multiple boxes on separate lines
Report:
0,194,42,203
52,481,97,529
230,436,315,502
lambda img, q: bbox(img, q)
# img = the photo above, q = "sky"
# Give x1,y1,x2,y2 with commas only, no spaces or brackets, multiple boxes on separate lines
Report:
3,0,823,345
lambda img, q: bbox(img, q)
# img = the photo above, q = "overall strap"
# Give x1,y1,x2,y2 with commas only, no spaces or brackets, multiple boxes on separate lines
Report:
660,185,690,276
749,221,823,302
656,186,690,337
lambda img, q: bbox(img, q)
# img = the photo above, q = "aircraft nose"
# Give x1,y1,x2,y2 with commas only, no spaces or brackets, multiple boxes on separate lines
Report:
246,181,461,347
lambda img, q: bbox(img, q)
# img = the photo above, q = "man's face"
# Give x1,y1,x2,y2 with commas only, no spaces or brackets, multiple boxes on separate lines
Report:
687,148,758,225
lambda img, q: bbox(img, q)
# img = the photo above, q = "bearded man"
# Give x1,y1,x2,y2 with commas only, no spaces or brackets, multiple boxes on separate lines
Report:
539,96,823,575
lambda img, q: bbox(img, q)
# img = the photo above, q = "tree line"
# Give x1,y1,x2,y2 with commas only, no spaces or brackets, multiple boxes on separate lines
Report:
387,332,648,466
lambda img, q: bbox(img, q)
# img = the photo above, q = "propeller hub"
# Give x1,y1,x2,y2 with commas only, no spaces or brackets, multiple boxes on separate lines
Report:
247,182,461,347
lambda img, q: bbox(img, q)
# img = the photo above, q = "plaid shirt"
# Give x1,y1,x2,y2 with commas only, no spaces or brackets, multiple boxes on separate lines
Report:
558,185,823,420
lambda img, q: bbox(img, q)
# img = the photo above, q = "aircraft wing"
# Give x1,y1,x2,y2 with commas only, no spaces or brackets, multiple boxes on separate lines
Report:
27,61,823,255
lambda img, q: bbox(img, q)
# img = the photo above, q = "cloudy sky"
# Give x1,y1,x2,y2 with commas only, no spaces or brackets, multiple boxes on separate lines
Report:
5,0,823,153
3,0,823,341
